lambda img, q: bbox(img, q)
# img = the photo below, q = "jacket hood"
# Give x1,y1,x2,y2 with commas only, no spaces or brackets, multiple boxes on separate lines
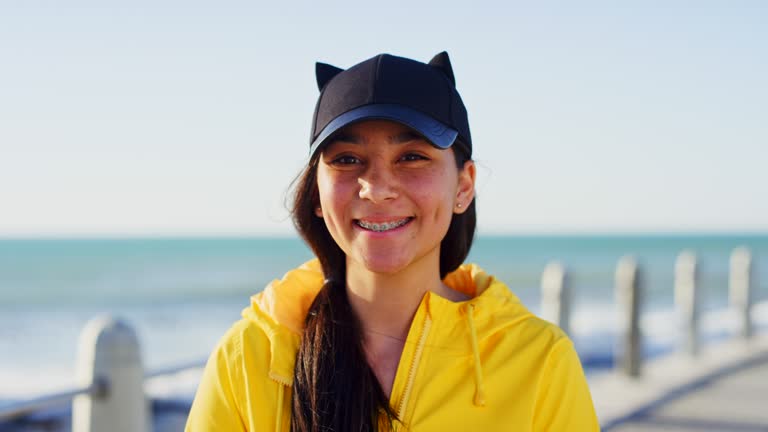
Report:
241,259,533,391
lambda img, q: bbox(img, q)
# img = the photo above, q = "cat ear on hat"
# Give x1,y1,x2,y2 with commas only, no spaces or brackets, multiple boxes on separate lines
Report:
316,62,344,91
428,51,455,85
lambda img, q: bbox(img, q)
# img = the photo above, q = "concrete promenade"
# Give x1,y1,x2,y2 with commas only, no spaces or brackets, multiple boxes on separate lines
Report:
589,332,768,431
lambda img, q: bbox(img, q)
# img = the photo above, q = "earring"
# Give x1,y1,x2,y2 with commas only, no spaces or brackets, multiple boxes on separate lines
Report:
456,203,463,208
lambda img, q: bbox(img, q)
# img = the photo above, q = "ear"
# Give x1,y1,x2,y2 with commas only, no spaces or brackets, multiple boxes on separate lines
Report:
428,51,455,85
454,160,476,214
316,62,344,91
315,205,323,218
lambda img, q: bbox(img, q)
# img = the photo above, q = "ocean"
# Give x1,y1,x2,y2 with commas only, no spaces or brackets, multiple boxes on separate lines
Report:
1,235,767,407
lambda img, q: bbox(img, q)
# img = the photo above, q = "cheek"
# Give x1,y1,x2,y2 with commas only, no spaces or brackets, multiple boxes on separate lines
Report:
317,172,354,221
407,171,457,222
316,172,332,209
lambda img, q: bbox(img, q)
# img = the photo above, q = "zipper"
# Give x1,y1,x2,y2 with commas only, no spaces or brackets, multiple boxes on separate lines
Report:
396,315,432,420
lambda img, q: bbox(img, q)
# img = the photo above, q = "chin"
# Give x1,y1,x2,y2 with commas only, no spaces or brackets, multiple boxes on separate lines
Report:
363,258,410,275
345,240,441,277
355,252,414,276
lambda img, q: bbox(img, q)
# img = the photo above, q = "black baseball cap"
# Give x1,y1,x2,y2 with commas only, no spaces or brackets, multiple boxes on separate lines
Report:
309,52,472,158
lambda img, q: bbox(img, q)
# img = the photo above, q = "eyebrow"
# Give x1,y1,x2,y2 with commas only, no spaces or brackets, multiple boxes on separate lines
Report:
332,130,423,145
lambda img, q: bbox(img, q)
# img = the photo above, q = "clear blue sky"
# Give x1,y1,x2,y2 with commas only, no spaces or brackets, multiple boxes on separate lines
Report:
1,1,766,236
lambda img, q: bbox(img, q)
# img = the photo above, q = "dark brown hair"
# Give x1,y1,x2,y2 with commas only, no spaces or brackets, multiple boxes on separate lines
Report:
290,143,476,431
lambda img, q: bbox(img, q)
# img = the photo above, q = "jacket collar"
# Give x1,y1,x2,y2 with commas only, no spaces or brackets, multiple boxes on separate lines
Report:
241,259,529,386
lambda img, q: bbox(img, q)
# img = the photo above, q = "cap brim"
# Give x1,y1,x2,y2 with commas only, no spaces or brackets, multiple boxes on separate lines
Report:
310,104,459,157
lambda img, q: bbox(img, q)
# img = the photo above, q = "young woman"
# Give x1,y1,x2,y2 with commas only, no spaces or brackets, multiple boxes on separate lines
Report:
186,52,599,431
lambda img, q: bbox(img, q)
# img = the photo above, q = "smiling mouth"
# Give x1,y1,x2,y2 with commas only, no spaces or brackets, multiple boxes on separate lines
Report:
355,217,413,232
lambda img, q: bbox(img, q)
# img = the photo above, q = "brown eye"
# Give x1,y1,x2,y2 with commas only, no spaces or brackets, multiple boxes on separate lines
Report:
401,153,429,162
332,155,361,165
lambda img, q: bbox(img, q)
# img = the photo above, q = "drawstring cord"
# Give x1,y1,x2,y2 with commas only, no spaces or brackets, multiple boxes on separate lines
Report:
466,304,486,407
275,384,284,432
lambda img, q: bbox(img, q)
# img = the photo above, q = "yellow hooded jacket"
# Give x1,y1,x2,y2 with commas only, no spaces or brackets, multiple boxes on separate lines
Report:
186,260,599,431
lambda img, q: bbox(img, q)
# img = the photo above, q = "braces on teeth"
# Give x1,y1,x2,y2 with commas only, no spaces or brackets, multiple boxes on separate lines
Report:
357,218,409,232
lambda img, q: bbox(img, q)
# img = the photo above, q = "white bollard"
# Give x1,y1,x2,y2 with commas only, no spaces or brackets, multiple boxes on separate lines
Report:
615,256,642,378
675,251,699,356
730,247,754,339
541,262,571,336
72,316,149,432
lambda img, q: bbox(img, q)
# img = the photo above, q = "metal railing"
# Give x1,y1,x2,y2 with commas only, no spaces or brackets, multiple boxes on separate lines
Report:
0,379,105,420
0,364,205,425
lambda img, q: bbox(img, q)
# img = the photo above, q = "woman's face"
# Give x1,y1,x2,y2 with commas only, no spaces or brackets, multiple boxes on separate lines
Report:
315,120,475,276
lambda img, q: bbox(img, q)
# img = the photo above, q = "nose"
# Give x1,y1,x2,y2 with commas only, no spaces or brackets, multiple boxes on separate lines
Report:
358,159,399,203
